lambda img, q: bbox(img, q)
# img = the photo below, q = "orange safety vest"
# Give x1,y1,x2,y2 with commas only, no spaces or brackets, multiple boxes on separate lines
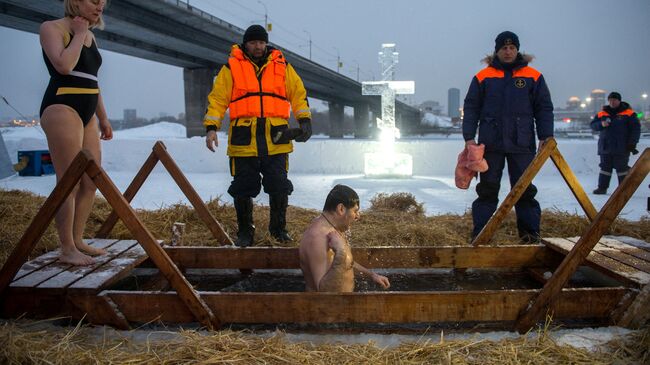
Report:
228,48,291,119
597,109,635,118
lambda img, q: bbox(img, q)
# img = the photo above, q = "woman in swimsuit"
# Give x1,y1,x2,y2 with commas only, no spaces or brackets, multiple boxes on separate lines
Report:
39,0,112,265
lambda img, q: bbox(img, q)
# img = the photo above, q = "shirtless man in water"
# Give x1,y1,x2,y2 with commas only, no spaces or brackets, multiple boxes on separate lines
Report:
299,184,390,292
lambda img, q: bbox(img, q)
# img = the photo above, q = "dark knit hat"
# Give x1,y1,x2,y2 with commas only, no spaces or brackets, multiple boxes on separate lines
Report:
243,24,268,44
495,31,520,52
607,91,622,101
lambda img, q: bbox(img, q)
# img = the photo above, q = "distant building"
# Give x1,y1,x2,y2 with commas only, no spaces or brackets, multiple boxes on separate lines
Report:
419,100,443,115
124,109,137,123
566,96,581,111
590,89,606,115
448,88,460,119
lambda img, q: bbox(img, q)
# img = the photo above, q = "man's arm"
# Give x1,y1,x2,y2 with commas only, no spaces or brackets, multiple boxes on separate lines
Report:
353,262,390,289
203,65,232,133
301,231,329,291
532,74,554,140
285,63,311,121
462,76,482,143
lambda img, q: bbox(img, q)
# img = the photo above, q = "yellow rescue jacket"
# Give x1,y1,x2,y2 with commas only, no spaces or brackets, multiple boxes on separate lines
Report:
203,45,311,157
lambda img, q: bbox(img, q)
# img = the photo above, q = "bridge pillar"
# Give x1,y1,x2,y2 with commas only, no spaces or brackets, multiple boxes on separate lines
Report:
353,103,370,138
328,102,345,138
183,68,217,138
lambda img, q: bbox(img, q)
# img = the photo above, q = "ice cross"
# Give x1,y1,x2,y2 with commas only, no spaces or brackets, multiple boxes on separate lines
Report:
362,43,414,141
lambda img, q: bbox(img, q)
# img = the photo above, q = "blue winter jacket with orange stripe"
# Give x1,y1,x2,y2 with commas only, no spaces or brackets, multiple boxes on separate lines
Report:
590,102,640,155
462,54,554,153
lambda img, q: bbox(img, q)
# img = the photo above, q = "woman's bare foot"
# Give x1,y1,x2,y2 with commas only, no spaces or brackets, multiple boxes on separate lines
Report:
59,248,95,266
75,240,107,256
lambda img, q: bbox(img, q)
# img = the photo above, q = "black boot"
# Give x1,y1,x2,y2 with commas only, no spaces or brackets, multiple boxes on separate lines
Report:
234,196,255,247
593,187,607,195
269,193,292,242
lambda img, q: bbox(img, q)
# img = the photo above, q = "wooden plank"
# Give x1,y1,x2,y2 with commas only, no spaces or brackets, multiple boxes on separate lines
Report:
153,142,233,246
610,237,650,253
104,287,628,324
13,251,65,282
95,150,159,238
549,147,598,221
617,280,650,328
473,138,556,246
68,243,147,292
1,291,66,319
543,238,650,287
566,237,650,274
68,293,130,330
85,159,220,329
36,240,137,292
516,149,650,333
162,246,557,269
597,237,650,265
527,267,553,285
0,150,91,296
10,239,119,289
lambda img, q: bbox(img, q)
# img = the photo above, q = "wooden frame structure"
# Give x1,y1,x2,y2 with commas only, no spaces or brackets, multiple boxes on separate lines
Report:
95,141,232,245
0,149,220,329
0,141,648,332
472,138,597,246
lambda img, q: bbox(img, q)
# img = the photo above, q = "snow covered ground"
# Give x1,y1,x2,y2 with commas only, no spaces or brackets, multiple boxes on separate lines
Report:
2,122,648,220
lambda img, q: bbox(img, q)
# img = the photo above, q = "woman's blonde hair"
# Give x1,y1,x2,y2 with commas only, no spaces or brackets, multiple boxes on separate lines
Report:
63,0,105,30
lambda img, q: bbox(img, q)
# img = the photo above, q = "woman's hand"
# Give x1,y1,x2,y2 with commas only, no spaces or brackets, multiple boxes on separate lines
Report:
70,16,89,37
99,118,113,140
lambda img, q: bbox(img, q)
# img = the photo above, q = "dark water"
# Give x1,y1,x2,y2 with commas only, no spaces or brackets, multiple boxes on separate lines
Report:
113,266,616,293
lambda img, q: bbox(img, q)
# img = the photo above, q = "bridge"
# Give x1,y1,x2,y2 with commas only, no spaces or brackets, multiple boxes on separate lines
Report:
0,0,421,137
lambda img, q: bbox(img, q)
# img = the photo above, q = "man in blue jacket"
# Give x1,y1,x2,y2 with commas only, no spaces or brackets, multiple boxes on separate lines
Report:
462,31,554,244
590,92,640,194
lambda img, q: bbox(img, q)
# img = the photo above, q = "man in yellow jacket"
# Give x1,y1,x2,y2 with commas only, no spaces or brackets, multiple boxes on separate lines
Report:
204,24,312,247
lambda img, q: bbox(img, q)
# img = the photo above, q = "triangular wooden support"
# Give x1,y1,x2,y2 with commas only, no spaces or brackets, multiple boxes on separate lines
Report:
95,141,233,246
0,150,220,329
472,138,598,246
515,148,650,333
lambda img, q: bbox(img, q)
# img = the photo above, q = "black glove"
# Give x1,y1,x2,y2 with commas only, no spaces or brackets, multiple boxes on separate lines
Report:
294,118,312,142
272,128,302,144
627,144,639,155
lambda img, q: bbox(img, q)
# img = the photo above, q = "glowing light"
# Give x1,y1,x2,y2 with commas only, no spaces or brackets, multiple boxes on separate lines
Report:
361,43,414,177
580,103,586,108
563,118,572,123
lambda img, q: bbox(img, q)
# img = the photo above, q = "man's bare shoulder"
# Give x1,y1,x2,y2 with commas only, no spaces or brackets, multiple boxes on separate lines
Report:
299,217,330,248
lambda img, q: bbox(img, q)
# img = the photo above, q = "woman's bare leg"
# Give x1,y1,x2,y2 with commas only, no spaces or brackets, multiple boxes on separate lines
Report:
40,105,94,265
72,117,105,255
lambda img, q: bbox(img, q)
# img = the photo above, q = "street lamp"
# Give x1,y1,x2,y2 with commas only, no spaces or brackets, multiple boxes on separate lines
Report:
333,46,340,73
257,0,268,29
643,93,648,115
303,30,311,60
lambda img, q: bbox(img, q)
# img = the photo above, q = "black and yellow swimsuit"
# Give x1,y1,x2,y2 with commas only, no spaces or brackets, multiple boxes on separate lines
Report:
40,28,102,126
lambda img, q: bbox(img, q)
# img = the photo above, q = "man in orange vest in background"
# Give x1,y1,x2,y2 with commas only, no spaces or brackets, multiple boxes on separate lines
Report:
590,92,640,194
203,25,312,247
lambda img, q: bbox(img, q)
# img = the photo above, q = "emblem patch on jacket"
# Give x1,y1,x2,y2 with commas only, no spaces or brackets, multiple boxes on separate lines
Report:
515,79,526,88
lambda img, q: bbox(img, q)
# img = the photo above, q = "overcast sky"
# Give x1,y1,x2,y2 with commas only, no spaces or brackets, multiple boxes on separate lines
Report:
1,0,649,120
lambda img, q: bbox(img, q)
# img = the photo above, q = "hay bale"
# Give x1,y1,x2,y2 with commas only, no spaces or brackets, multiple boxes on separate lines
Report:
1,189,649,268
0,320,647,364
